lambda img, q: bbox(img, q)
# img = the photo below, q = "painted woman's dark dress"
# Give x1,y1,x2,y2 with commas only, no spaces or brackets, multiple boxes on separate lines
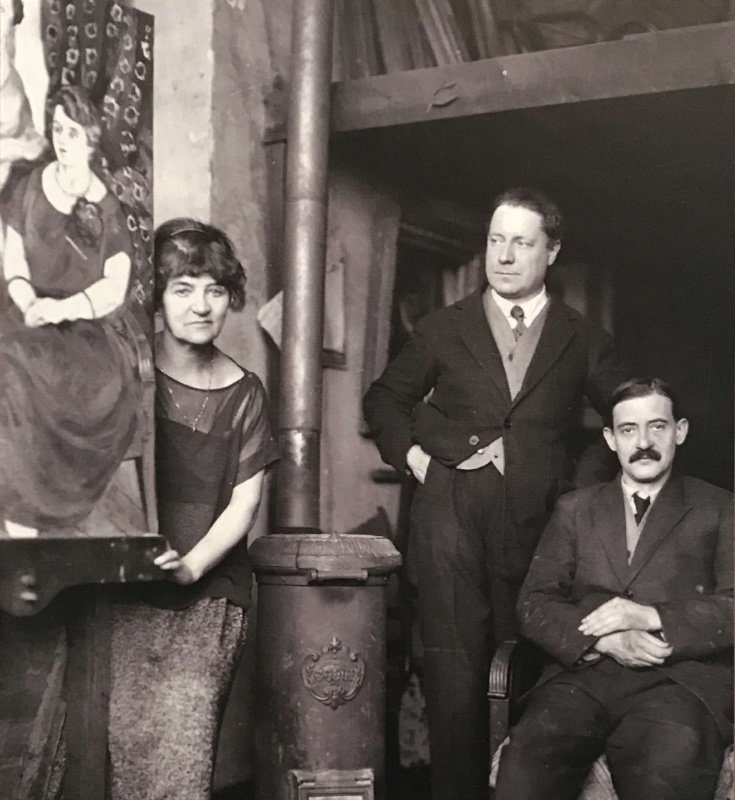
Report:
0,166,138,529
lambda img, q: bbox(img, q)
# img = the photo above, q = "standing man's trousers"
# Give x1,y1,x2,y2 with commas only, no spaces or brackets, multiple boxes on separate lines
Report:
410,460,522,800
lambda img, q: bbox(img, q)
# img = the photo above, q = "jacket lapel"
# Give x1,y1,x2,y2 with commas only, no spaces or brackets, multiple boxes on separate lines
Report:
590,479,629,589
512,298,575,409
625,473,691,585
454,289,511,404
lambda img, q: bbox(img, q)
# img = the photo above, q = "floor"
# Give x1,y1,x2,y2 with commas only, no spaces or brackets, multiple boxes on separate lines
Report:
213,766,431,799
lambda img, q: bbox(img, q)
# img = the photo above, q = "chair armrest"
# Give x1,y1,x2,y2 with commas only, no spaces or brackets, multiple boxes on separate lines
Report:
488,639,544,762
123,312,155,384
121,312,155,460
488,639,521,700
488,638,543,700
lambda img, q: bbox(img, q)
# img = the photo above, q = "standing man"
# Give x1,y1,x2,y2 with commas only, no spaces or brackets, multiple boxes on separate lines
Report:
363,187,626,799
495,378,732,800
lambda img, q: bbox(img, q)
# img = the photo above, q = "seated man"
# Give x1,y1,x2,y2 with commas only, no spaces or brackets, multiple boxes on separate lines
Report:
494,377,733,800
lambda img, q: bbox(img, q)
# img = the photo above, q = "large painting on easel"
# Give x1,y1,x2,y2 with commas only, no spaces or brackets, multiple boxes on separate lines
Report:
0,0,155,539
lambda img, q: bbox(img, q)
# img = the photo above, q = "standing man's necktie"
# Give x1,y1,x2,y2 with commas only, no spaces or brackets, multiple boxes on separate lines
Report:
632,492,651,525
510,305,526,341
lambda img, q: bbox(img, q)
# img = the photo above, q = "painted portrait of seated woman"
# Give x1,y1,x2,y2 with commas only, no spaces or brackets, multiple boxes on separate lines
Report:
0,84,141,537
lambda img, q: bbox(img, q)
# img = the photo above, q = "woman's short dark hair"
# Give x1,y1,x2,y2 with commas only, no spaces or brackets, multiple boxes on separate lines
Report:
45,85,102,154
604,377,683,428
12,0,24,25
489,187,563,246
154,218,247,311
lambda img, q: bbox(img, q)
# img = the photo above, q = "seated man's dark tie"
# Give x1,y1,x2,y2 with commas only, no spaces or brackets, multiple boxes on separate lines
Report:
510,305,526,340
632,492,651,525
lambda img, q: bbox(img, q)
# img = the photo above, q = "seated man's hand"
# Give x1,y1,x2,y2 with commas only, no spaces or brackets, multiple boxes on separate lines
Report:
594,630,672,668
579,597,662,637
407,444,431,484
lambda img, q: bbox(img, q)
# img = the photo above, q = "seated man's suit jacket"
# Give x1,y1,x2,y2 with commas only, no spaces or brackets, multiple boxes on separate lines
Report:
363,287,625,579
518,473,734,740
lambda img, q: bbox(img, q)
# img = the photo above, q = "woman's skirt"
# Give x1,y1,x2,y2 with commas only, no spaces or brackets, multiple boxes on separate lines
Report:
108,597,248,800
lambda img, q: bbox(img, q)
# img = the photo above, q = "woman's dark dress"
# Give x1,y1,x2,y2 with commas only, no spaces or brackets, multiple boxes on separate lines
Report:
0,166,139,529
108,367,278,799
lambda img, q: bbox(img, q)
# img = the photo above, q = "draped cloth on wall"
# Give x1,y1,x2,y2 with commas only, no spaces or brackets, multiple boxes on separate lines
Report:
442,252,484,308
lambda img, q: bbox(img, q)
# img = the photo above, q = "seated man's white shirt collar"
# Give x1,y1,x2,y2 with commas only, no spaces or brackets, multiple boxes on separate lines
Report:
491,287,548,329
620,473,666,514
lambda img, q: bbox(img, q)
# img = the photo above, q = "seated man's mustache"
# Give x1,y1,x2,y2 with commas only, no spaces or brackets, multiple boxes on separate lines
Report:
630,447,662,463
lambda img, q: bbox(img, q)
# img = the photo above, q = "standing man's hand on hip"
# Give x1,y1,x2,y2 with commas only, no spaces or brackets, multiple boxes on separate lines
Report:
407,444,432,484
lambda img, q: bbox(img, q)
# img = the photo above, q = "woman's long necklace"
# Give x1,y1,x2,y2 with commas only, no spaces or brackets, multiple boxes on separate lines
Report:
164,351,215,432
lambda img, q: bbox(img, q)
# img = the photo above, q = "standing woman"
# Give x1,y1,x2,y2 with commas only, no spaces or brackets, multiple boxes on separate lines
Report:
108,219,279,799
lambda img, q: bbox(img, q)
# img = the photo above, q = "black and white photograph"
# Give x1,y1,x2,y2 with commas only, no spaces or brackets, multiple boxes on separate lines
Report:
0,2,732,800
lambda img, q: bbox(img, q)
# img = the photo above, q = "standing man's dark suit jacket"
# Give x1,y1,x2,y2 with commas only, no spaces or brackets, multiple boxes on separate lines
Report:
363,287,625,579
519,473,734,739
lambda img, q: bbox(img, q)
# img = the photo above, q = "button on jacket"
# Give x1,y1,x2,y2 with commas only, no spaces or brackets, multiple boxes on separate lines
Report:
363,288,625,579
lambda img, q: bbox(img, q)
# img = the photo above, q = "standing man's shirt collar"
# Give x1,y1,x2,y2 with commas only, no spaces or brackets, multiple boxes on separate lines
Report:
491,287,548,329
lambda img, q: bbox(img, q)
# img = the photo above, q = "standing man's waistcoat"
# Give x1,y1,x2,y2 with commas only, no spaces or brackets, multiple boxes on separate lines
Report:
363,287,625,578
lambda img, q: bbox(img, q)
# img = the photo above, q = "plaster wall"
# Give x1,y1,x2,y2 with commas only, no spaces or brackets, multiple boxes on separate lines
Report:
261,0,294,79
211,0,271,398
320,170,402,536
133,0,214,223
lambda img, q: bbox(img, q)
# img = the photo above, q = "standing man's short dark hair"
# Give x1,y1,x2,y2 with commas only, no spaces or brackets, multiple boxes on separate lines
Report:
363,187,626,800
488,186,564,244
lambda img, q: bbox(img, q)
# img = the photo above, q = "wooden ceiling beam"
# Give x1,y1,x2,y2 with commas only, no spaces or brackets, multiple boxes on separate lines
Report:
319,22,734,136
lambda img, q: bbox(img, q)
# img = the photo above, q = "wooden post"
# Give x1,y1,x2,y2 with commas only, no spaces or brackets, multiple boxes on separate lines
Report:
63,587,112,800
14,629,66,800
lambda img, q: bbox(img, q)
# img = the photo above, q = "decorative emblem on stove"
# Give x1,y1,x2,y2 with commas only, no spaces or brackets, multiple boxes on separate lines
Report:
301,635,365,710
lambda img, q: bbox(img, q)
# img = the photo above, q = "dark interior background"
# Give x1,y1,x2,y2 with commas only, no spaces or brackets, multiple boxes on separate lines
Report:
334,84,734,488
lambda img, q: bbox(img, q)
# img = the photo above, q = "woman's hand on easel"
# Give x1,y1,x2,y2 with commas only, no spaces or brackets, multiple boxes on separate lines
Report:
153,547,200,585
